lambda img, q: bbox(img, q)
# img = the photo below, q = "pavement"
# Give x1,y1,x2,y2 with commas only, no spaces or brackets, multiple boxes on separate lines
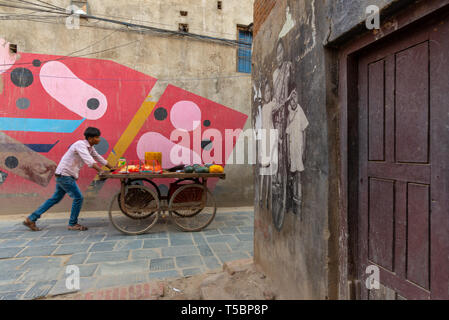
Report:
0,208,254,300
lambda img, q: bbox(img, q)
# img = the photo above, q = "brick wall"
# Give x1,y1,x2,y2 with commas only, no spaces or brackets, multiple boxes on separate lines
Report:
253,0,276,36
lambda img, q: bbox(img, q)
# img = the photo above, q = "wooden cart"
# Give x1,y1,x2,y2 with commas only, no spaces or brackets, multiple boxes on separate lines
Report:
99,171,226,235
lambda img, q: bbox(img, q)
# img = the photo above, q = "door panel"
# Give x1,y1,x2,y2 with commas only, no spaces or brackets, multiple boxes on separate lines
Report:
395,42,429,164
357,15,449,300
406,183,430,290
368,60,385,161
368,178,394,271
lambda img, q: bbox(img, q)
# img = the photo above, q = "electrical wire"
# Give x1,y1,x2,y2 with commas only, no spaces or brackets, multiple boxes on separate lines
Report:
0,39,140,67
11,0,63,11
0,1,253,76
0,12,61,19
0,13,253,50
34,0,65,11
0,17,252,68
0,68,251,82
67,8,249,40
0,1,66,15
0,2,253,47
60,29,119,59
10,0,250,39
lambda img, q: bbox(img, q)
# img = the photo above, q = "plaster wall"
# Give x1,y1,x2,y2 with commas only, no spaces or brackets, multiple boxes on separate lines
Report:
0,0,255,213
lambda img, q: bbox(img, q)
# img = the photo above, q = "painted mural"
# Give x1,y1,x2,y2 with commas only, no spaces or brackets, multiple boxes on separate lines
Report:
253,1,312,231
0,38,248,203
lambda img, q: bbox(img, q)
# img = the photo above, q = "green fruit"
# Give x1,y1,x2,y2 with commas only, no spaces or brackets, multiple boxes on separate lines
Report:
194,166,209,173
184,166,194,173
205,163,213,168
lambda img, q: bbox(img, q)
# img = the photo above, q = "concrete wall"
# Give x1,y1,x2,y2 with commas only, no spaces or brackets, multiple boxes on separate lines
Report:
0,0,255,213
252,0,413,299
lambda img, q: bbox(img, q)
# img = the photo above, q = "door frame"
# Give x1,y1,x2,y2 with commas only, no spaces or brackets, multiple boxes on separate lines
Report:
335,0,449,299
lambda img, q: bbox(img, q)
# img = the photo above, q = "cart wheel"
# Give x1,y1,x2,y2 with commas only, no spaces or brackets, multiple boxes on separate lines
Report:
168,184,216,232
117,180,161,219
109,185,160,235
127,178,162,199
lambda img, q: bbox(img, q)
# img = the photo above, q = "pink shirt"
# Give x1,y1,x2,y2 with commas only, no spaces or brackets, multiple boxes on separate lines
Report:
55,140,108,179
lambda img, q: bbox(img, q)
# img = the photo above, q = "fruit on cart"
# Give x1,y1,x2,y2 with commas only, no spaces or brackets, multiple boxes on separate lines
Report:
150,160,162,171
115,166,128,174
127,165,140,172
193,166,208,173
184,166,194,173
209,165,224,173
141,164,152,172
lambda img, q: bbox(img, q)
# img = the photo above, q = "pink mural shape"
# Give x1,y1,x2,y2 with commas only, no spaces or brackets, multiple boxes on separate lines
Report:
39,61,107,120
136,131,201,168
170,100,201,131
0,38,17,74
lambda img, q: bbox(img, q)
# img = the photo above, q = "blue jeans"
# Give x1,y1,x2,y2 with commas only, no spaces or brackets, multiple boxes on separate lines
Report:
28,176,84,226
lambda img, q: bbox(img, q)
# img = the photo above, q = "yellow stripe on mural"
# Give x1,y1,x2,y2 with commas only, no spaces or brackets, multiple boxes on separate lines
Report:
105,98,156,167
85,97,156,196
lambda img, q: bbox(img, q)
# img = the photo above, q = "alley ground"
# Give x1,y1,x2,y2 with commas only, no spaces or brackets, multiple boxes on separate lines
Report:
0,207,256,300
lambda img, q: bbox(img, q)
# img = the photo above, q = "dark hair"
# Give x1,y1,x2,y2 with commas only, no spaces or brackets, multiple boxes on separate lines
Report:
263,78,273,99
84,127,101,139
288,81,297,94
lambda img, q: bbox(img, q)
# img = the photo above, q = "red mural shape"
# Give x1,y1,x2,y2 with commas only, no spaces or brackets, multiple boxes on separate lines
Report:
115,85,248,195
0,52,156,196
0,50,248,199
135,84,247,165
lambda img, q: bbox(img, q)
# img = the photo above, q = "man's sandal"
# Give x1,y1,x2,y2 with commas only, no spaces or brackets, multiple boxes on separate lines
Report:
67,224,88,231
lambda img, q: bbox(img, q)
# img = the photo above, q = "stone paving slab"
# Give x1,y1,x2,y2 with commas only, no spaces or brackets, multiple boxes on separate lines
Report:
23,281,57,299
149,257,175,272
0,270,26,285
95,273,149,289
96,260,149,277
0,209,253,300
143,239,169,249
65,281,164,300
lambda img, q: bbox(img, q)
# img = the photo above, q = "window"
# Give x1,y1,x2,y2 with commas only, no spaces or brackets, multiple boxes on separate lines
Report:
179,23,189,32
237,27,252,73
9,44,17,54
217,1,222,10
180,11,188,16
71,0,89,15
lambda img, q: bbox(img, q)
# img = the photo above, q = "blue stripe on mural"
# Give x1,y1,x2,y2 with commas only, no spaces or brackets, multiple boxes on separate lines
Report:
0,171,7,185
0,118,85,133
25,140,60,153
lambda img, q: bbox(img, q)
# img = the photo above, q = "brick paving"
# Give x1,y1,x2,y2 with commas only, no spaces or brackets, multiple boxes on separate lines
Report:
69,281,164,300
0,210,254,300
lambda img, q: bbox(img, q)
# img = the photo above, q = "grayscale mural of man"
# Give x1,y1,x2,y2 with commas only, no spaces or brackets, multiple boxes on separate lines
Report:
252,0,313,232
285,87,308,216
257,78,281,211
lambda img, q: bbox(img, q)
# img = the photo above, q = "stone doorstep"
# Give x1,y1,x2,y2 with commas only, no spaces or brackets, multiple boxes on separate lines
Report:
49,281,165,300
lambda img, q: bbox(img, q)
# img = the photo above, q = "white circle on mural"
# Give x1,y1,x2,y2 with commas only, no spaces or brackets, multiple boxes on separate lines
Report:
170,100,201,132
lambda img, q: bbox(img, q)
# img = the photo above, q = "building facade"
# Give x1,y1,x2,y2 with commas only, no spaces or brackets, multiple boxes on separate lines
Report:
0,0,254,213
253,0,449,299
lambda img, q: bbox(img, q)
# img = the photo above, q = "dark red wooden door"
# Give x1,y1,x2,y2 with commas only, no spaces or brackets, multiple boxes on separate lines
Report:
357,14,449,300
